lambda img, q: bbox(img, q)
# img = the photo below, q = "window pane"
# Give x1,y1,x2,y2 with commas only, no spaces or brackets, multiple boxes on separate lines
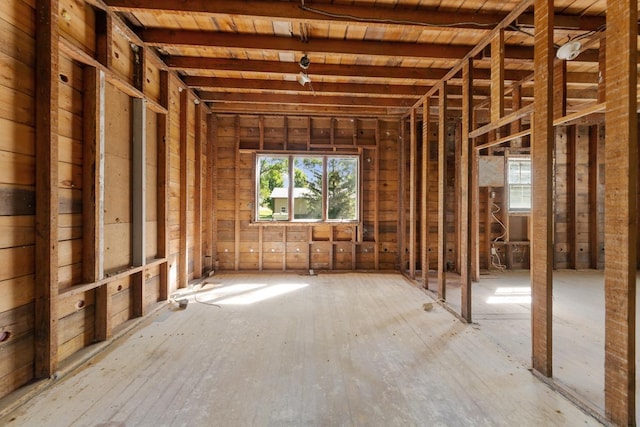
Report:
508,158,531,184
257,156,289,221
327,157,358,220
293,157,323,220
509,184,531,210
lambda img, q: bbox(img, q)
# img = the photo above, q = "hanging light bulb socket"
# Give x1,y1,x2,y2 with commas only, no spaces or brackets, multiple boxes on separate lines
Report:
299,54,311,70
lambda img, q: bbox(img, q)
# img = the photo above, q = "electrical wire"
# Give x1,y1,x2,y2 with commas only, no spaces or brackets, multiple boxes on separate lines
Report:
194,293,221,308
490,201,507,271
299,3,499,28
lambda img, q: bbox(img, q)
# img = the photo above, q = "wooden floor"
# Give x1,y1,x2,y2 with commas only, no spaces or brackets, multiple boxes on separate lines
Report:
2,273,600,426
442,270,635,422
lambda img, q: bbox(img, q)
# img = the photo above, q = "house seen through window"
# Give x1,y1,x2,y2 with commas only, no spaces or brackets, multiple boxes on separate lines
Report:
507,156,531,212
256,155,359,222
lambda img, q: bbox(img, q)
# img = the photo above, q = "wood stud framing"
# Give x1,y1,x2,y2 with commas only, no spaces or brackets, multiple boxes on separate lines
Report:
34,0,60,378
157,71,170,301
193,102,203,279
7,1,640,425
421,99,430,287
179,90,189,286
460,59,473,322
409,109,417,279
82,68,105,284
437,82,447,299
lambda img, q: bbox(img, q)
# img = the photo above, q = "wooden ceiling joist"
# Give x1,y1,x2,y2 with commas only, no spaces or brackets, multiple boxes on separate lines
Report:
209,102,403,117
166,56,454,81
105,0,609,33
184,76,430,97
106,0,505,31
167,56,584,86
142,29,602,65
141,29,474,60
199,91,418,108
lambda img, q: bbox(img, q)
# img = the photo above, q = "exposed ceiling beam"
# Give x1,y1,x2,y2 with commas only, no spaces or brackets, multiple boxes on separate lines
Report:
184,76,431,97
166,56,454,81
142,30,599,63
168,56,598,86
208,102,405,118
188,77,503,100
167,56,538,82
105,0,608,32
106,0,503,31
141,29,474,60
198,92,418,107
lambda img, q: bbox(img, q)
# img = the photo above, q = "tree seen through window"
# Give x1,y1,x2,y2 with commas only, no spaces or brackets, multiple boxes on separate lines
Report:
256,154,359,222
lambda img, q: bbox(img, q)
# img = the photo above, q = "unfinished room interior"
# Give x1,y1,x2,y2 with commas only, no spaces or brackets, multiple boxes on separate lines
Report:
0,0,639,425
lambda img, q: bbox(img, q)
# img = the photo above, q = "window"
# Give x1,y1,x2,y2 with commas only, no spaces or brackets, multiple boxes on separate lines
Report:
256,154,359,222
507,157,531,212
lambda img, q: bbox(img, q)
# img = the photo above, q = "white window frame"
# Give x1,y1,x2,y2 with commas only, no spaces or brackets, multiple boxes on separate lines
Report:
506,156,531,214
255,154,360,223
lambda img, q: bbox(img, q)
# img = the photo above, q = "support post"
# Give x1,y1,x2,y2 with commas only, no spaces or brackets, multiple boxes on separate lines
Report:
604,0,637,423
531,0,554,378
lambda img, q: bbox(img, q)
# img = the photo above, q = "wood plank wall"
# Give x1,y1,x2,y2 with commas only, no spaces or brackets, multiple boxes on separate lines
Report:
212,115,400,272
401,118,458,276
0,0,38,398
0,0,211,400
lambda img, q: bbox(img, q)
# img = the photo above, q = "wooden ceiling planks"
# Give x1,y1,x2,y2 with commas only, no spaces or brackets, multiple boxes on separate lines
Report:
105,0,609,115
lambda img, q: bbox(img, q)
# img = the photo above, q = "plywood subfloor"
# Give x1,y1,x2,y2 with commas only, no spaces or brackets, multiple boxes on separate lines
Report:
2,273,600,426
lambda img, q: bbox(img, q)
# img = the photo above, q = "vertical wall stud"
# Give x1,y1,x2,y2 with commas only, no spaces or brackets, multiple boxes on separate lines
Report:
588,125,600,269
193,102,203,278
83,68,105,284
421,99,430,287
437,82,448,300
179,90,189,286
35,0,60,378
157,71,170,299
460,59,473,322
409,108,417,279
131,97,146,316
